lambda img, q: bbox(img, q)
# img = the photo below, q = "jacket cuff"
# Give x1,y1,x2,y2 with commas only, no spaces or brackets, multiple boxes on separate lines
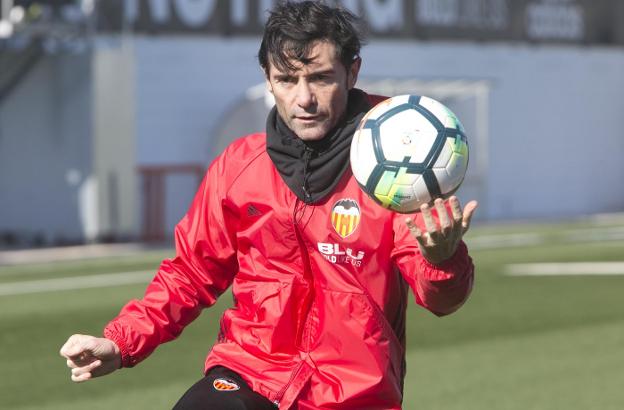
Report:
103,326,136,368
420,241,471,278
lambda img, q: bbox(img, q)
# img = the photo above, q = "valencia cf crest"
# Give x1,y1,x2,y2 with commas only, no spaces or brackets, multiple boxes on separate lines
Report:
213,378,240,391
331,199,361,238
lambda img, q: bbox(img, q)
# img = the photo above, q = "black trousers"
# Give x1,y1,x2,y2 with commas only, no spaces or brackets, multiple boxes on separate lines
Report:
173,366,277,410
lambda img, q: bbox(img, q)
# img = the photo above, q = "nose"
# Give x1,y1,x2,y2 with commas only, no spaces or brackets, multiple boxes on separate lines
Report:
295,81,315,109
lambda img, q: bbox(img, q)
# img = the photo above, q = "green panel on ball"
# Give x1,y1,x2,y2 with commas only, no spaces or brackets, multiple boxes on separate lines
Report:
444,106,465,131
375,170,396,196
374,168,413,209
449,135,468,156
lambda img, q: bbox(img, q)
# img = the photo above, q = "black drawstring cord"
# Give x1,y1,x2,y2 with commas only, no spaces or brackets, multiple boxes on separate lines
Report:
293,146,313,227
301,146,313,203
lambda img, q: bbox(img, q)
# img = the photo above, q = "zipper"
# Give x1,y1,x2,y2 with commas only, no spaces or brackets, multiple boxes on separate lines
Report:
273,358,305,406
273,198,315,405
300,300,315,351
291,198,316,350
349,274,405,383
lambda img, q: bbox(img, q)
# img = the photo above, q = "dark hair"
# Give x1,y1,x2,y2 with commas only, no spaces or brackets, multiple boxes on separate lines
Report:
258,1,365,74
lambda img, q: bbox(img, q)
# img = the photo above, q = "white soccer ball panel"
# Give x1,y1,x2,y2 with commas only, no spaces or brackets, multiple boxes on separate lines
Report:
350,128,377,185
418,96,465,131
433,139,453,168
432,150,469,194
378,109,438,163
398,177,432,212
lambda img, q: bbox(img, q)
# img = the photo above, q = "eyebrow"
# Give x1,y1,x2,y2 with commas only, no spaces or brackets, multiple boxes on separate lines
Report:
307,69,336,77
273,68,336,80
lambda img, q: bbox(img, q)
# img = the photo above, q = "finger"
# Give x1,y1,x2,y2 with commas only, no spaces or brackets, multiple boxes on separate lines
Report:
63,348,91,363
461,200,479,234
60,335,80,358
66,359,78,369
420,203,438,234
434,198,451,236
405,217,420,236
62,335,100,362
449,196,462,223
405,218,427,247
71,360,102,380
60,334,92,359
422,203,445,245
448,196,465,239
71,353,99,368
71,373,92,383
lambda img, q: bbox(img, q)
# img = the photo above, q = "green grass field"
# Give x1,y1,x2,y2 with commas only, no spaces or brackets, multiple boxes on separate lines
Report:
2,216,624,409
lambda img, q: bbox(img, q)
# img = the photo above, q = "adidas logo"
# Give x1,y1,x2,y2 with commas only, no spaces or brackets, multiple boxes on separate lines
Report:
247,204,262,217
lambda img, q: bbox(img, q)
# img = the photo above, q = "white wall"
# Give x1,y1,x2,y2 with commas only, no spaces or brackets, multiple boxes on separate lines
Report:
93,44,139,240
362,41,624,220
0,54,93,245
133,37,265,166
0,45,140,246
132,37,267,229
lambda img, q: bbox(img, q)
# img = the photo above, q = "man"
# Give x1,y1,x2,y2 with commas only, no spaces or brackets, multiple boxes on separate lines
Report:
60,2,478,409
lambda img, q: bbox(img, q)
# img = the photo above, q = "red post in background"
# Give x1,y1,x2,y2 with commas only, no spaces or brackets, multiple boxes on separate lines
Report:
138,164,204,243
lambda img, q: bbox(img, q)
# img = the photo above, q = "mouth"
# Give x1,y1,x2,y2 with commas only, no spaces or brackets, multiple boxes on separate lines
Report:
295,115,319,122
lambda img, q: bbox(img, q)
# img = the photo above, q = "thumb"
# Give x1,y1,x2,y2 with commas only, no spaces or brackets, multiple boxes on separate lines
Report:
60,334,95,359
461,200,479,234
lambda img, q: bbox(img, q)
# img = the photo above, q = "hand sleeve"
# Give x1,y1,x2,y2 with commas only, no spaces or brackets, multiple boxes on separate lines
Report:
391,211,474,317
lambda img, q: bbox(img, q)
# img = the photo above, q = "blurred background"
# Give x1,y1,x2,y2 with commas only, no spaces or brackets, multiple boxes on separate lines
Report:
1,0,623,247
1,1,624,409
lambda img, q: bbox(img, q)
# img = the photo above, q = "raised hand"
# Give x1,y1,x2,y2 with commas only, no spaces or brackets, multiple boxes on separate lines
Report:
405,196,478,265
60,334,121,382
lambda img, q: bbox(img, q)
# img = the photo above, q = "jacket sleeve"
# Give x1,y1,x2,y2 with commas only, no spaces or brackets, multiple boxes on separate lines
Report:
391,210,474,317
103,153,239,367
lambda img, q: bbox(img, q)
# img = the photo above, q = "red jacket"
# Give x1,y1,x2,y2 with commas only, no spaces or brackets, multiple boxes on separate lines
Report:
104,126,474,409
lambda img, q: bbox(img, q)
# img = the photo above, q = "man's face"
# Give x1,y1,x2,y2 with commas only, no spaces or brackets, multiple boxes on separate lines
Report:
266,41,360,141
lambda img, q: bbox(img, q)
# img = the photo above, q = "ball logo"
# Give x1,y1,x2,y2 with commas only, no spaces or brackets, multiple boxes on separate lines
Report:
331,199,361,238
213,378,240,392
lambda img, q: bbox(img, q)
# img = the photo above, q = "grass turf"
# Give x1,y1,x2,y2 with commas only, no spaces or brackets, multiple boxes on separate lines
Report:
1,219,623,409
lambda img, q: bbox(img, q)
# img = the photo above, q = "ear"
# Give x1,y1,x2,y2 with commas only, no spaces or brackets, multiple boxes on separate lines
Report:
265,75,274,94
347,57,361,90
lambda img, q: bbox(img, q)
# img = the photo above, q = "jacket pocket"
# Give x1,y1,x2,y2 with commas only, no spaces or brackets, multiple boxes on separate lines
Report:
355,292,405,385
322,290,405,397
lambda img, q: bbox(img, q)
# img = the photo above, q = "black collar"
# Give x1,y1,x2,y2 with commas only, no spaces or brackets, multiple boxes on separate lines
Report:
266,89,371,204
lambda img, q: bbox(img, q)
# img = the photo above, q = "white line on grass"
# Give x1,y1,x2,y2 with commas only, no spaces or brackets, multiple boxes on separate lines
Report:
0,270,154,296
468,226,624,250
504,262,624,276
0,244,156,266
564,226,624,242
467,233,545,250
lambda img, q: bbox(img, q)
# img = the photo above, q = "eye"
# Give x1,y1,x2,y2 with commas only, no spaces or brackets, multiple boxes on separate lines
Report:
310,73,334,84
276,76,296,84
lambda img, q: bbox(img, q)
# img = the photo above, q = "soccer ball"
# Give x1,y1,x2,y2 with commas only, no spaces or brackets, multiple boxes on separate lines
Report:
350,95,469,213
